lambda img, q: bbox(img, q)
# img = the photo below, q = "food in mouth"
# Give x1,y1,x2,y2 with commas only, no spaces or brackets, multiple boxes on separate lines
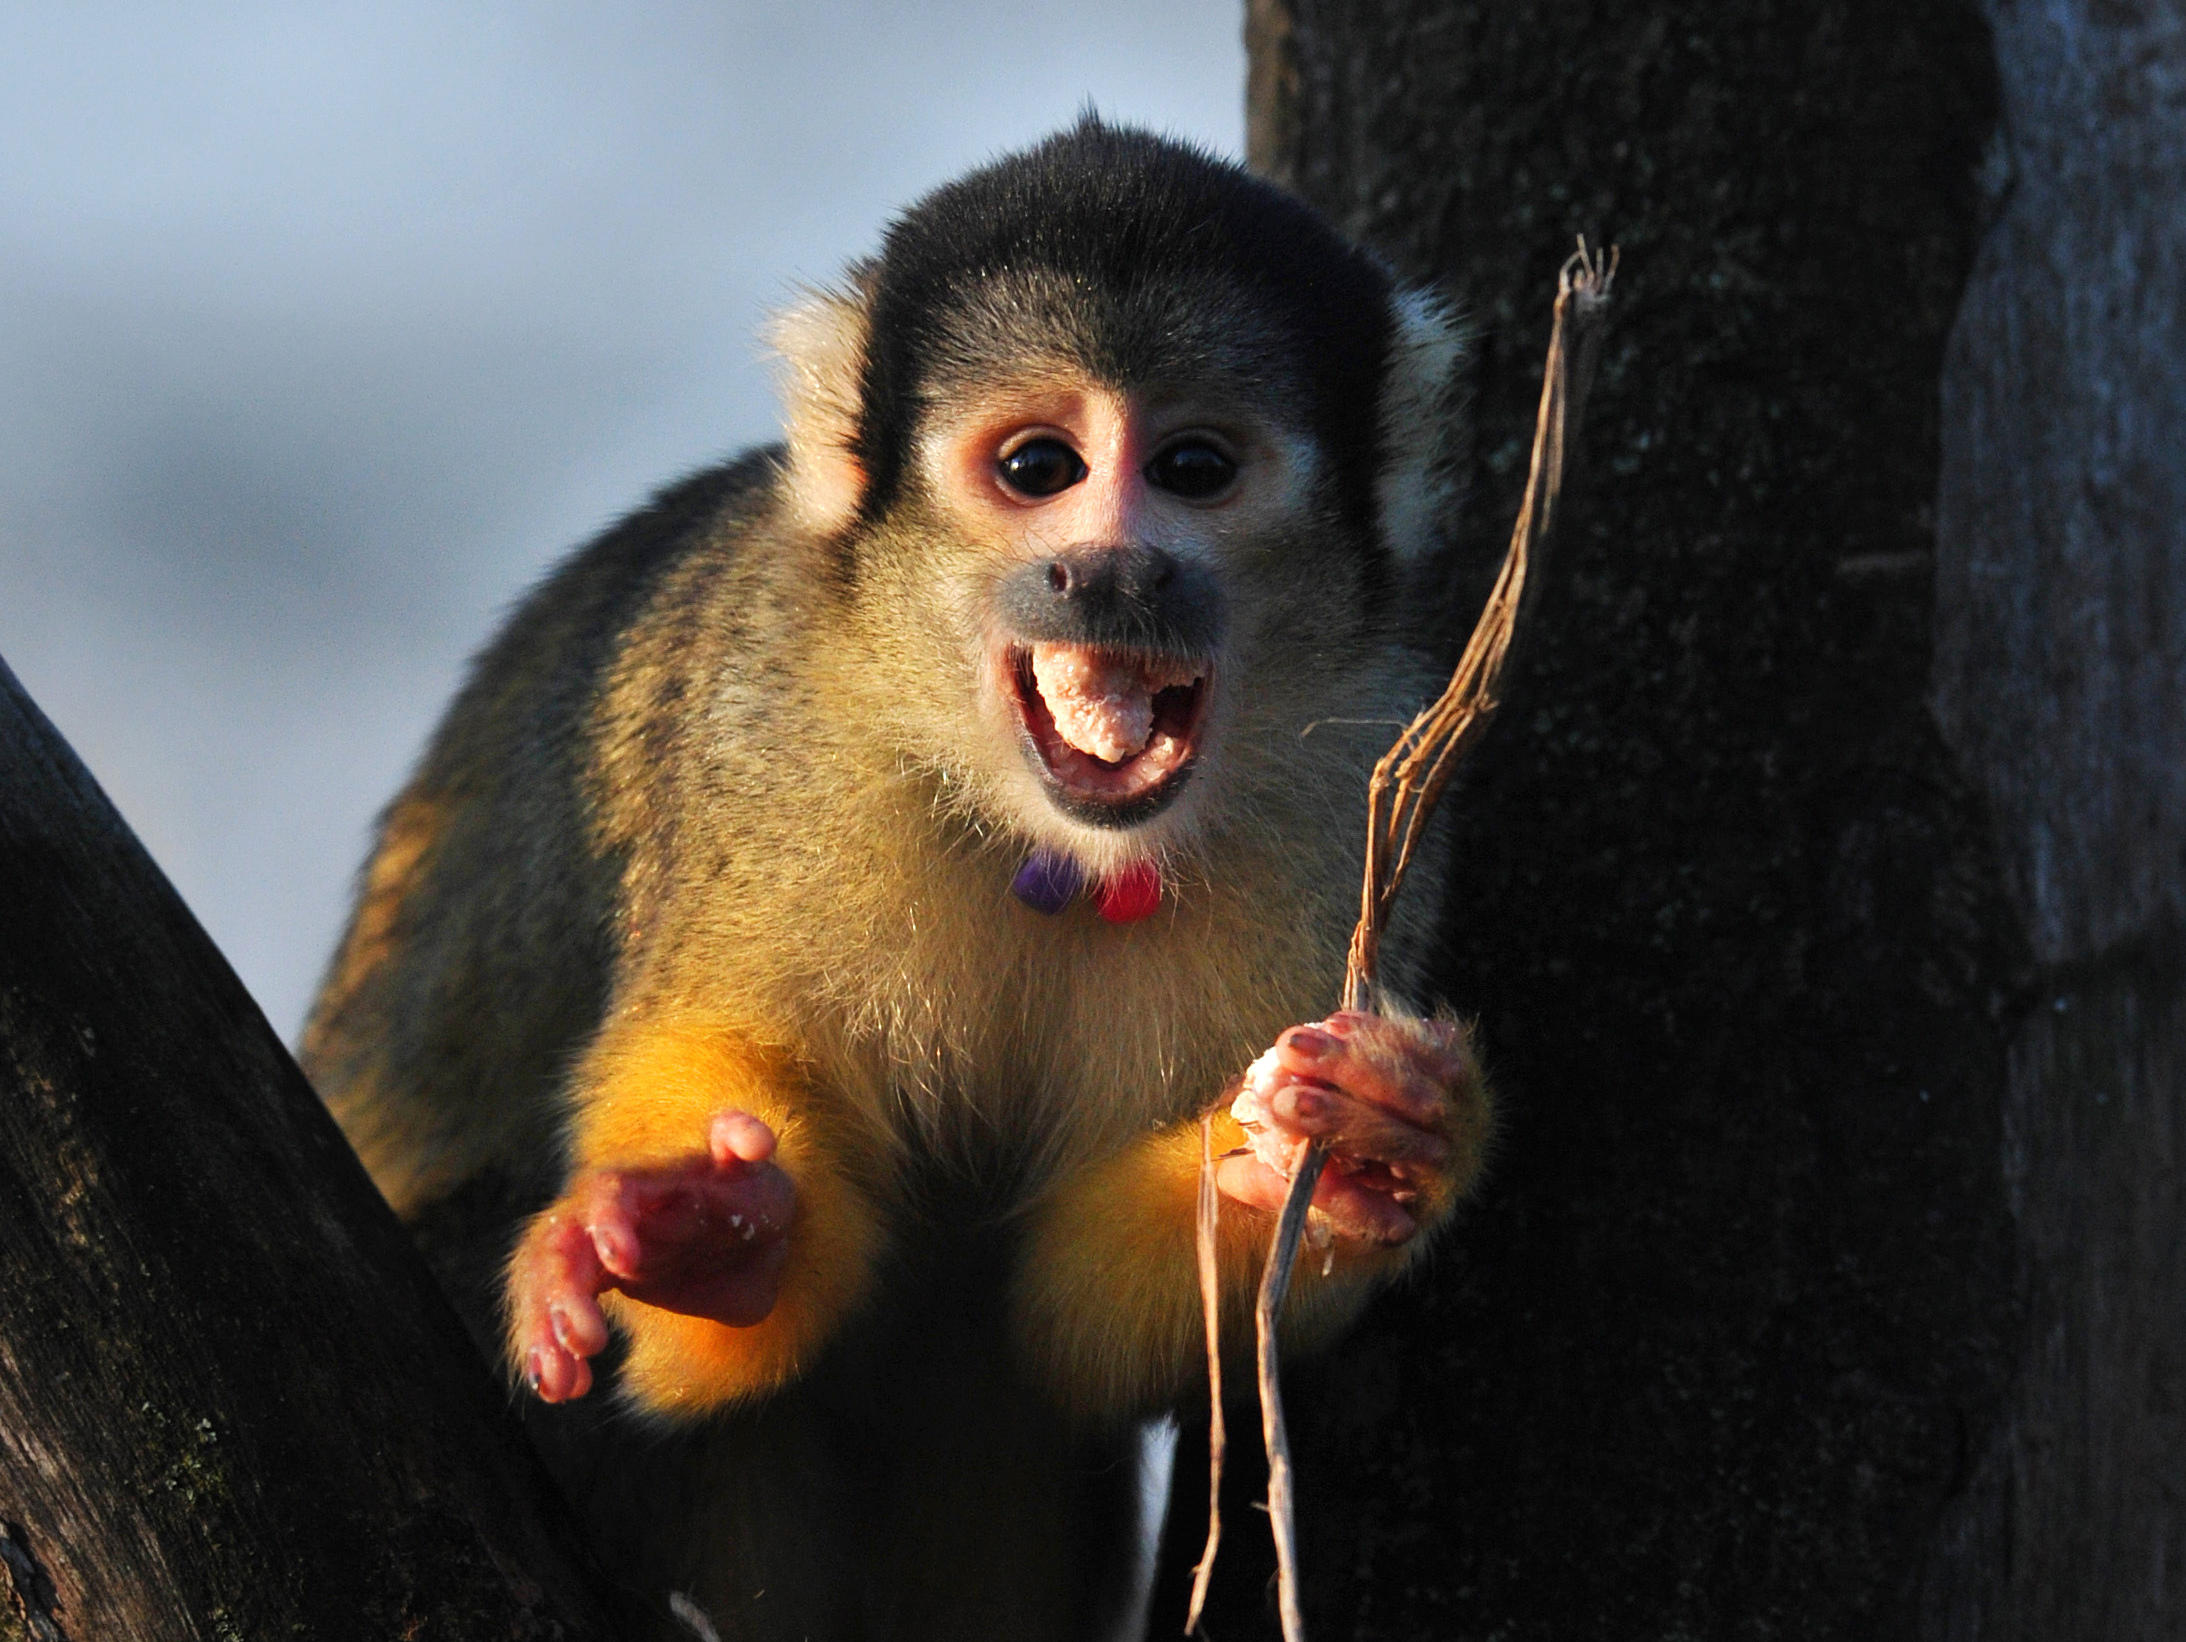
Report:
1011,641,1208,813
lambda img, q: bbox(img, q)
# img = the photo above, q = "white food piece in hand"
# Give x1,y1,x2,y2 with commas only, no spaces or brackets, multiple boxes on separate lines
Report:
1231,1046,1304,1176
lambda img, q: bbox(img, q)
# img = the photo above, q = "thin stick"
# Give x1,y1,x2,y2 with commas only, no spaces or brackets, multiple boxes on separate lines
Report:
1184,1113,1225,1635
1254,240,1617,1642
1256,1136,1328,1642
1341,240,1619,1011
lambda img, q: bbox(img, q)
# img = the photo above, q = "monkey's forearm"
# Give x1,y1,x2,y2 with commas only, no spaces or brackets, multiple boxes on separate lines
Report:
1013,1109,1438,1423
529,1018,887,1414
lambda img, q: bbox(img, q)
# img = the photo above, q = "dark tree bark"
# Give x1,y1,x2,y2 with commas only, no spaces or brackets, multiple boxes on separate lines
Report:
0,655,626,1640
1152,0,2178,1636
1924,6,2186,1637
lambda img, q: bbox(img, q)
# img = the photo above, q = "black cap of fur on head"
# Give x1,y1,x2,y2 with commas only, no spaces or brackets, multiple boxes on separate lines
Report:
853,117,1399,540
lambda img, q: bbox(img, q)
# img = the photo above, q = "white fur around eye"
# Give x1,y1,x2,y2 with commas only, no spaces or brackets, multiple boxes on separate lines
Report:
1375,285,1468,564
768,283,871,535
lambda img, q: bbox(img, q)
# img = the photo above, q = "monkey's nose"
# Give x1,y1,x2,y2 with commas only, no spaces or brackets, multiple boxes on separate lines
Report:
1042,544,1178,607
998,542,1222,655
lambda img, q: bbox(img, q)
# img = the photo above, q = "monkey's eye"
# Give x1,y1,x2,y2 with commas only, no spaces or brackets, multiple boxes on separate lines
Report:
1145,439,1237,501
997,438,1088,498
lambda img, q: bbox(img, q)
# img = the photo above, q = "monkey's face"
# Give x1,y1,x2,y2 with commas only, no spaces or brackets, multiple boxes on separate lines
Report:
881,362,1372,874
937,380,1253,830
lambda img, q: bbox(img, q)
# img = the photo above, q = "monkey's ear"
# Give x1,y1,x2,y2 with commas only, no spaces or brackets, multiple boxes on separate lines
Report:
1375,286,1469,565
768,275,874,535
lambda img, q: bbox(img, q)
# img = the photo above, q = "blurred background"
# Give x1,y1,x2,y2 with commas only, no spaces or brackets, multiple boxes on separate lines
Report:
0,2,1245,1039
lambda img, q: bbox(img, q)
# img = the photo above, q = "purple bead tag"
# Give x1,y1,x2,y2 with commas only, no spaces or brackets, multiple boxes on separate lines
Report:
1011,849,1083,915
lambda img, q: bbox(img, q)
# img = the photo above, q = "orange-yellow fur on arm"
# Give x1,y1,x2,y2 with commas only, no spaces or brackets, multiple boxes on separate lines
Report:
1014,1105,1463,1424
536,1018,887,1415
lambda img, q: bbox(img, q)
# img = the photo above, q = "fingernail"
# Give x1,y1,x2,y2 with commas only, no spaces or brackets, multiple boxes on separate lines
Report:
1286,1028,1336,1059
1279,1087,1326,1120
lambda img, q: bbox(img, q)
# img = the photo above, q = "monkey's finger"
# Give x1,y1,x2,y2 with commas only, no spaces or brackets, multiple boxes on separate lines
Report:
572,1176,651,1278
526,1344,592,1404
549,1294,610,1358
1312,1168,1423,1244
509,1212,612,1403
1328,1010,1475,1087
528,1297,600,1402
709,1109,778,1167
1214,1152,1417,1246
1273,1021,1447,1126
1268,1081,1451,1172
1281,1023,1447,1123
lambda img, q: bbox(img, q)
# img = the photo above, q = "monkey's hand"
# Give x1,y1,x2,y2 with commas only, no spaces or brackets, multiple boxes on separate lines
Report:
508,1110,795,1403
1219,1011,1480,1247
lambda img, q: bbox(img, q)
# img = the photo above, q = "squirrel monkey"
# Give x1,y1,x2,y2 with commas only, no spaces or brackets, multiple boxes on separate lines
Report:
304,119,1488,1642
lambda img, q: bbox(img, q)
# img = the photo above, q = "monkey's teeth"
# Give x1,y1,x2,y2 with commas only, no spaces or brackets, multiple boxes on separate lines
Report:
1029,643,1194,765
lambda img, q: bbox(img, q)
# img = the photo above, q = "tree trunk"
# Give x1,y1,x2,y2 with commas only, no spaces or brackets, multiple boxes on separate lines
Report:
1151,0,2178,1634
0,655,626,1640
1923,5,2186,1637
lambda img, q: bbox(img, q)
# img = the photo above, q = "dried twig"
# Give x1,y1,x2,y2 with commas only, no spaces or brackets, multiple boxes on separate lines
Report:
1190,240,1615,1639
1254,1127,1330,1642
1184,1112,1225,1635
1341,239,1618,1016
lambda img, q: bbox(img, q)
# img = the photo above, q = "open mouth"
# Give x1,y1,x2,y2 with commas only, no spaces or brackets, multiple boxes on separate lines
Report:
1008,641,1209,826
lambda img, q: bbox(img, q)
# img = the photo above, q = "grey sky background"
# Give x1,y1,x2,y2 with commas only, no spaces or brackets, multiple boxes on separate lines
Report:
0,3,1246,1039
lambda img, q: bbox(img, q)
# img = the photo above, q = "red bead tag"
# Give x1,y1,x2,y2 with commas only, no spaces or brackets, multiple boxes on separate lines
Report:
1094,861,1162,923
